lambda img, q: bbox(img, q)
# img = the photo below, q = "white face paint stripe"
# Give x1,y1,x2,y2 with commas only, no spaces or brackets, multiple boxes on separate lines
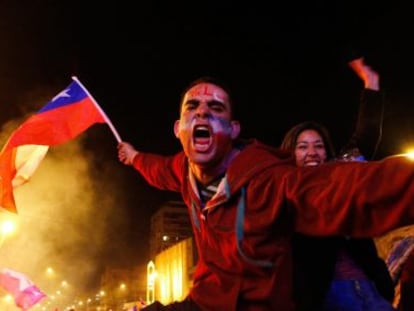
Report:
178,115,232,134
185,84,228,104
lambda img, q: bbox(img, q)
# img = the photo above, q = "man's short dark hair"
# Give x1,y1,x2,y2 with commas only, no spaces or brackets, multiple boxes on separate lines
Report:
179,76,236,119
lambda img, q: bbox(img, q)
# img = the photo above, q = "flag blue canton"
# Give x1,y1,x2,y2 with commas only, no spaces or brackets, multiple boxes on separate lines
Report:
38,81,87,113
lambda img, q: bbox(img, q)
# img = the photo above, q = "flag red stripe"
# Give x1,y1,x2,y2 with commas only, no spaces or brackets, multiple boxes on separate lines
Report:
7,97,106,148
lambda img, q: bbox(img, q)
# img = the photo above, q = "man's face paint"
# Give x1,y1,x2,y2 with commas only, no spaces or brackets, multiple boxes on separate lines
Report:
178,114,233,136
174,83,237,167
185,83,227,102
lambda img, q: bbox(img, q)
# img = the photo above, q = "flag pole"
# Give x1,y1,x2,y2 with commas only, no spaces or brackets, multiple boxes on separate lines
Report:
71,76,122,143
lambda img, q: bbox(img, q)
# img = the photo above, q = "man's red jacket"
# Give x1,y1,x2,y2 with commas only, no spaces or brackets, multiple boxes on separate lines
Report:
132,139,414,311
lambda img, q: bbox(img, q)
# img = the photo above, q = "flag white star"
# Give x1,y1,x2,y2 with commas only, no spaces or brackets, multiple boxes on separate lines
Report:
52,88,71,102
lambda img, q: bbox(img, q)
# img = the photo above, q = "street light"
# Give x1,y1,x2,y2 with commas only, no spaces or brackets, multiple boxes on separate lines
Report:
147,261,157,304
46,267,55,276
1,294,14,311
86,297,92,311
97,290,106,310
120,283,126,291
0,218,17,247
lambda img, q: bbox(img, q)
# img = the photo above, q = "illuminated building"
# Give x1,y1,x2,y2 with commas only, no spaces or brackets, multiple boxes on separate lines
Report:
147,237,197,305
147,200,197,305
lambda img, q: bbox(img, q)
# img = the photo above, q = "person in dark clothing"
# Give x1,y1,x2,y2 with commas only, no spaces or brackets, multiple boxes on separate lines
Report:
281,58,395,311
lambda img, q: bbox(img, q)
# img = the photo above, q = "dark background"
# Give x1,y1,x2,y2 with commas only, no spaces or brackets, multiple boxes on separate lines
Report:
1,0,414,294
3,2,414,154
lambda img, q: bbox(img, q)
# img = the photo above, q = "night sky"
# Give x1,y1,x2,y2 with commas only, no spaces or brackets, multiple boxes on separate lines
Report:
1,0,414,298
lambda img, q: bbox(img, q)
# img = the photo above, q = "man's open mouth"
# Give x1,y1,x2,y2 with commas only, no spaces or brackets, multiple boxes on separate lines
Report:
193,125,212,151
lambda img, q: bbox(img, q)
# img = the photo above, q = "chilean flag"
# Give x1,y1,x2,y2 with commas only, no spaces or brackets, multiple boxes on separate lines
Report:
0,268,46,310
0,77,113,213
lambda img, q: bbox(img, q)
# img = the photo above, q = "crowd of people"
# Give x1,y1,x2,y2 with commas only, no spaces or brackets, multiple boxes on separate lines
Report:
117,57,414,311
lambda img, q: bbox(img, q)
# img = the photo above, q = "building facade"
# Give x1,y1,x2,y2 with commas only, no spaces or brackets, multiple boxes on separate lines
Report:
150,237,197,305
149,200,193,259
